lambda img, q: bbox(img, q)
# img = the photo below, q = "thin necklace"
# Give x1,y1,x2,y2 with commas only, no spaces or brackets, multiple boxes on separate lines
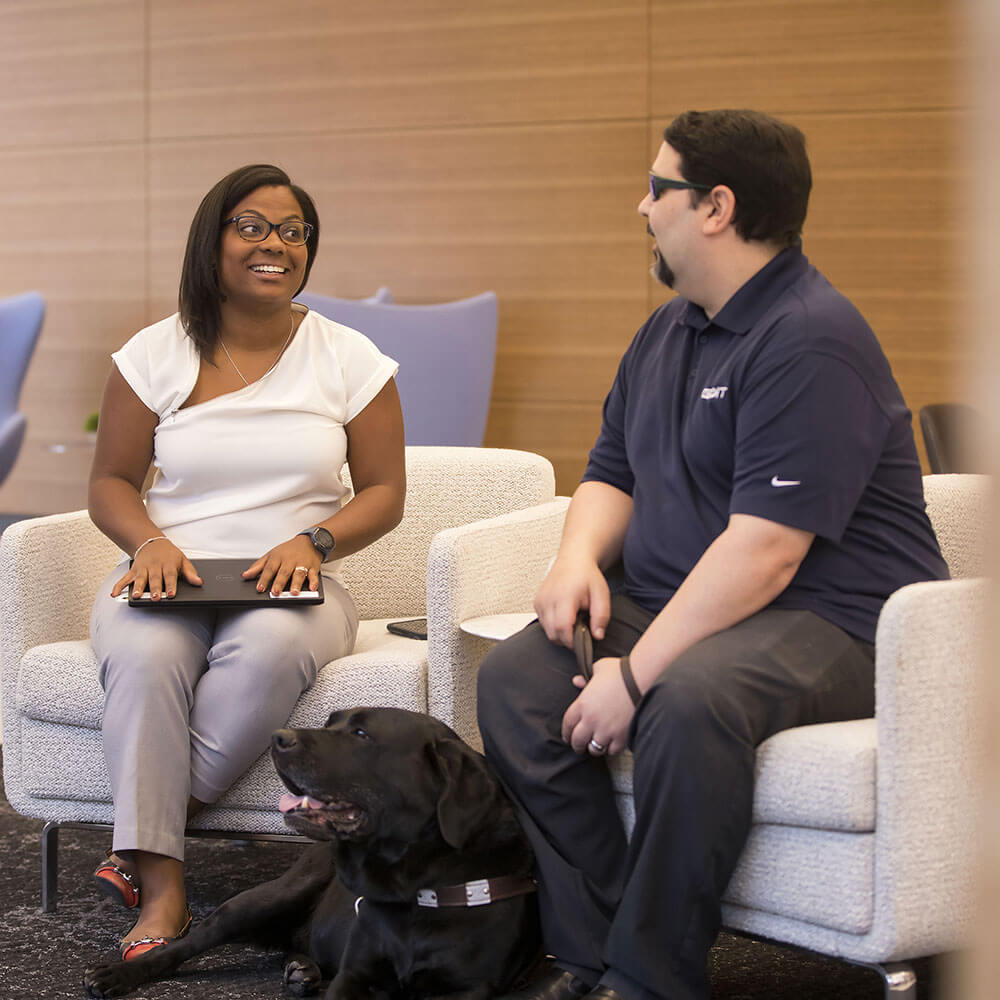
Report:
219,313,295,387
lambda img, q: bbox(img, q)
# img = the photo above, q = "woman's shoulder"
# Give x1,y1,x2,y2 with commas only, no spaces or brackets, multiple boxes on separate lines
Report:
117,313,189,356
295,306,388,362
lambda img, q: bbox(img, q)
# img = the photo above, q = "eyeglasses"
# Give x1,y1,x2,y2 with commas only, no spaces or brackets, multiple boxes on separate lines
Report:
224,214,314,246
649,173,713,201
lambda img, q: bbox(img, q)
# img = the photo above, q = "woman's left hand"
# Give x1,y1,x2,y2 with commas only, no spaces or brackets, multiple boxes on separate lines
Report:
243,536,323,596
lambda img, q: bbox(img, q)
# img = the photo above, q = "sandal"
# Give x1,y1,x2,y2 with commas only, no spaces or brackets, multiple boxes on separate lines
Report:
120,906,193,962
93,851,141,909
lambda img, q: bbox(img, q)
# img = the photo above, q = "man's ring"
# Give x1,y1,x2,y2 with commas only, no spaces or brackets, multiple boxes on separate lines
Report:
294,566,310,573
588,738,607,754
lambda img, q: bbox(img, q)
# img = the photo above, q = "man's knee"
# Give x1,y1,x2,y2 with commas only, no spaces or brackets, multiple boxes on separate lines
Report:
634,666,753,755
477,637,522,736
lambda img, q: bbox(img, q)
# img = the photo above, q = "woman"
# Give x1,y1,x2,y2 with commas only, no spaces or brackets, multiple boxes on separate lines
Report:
87,164,405,960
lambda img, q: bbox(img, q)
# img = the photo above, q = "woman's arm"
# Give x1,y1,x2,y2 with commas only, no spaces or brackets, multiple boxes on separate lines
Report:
246,378,406,596
88,365,201,599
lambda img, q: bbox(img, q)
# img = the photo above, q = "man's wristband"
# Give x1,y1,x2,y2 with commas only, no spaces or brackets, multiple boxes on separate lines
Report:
620,653,643,707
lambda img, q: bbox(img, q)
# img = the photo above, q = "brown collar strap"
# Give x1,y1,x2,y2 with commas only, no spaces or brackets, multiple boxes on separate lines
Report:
416,875,537,908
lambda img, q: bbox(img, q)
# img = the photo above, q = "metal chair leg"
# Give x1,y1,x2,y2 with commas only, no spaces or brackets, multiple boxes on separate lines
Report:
41,821,60,913
848,959,918,998
878,962,918,997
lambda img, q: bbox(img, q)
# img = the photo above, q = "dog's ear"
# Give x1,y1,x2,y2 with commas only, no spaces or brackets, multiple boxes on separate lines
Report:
431,739,499,850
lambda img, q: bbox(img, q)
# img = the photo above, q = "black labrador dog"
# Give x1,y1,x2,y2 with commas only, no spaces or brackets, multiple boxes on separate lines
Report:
84,707,540,999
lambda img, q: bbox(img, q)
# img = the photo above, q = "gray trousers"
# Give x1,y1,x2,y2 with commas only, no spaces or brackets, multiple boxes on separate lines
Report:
478,597,875,1000
90,563,358,861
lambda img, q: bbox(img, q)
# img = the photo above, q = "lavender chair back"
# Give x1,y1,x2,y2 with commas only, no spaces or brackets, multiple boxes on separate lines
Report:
0,292,44,486
295,291,498,447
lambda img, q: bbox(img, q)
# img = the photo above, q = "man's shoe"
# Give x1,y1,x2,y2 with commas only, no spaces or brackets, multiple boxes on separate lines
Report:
505,965,594,1000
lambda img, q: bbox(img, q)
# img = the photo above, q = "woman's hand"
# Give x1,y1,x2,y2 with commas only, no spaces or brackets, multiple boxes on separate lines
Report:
111,538,202,601
560,656,636,757
243,536,323,596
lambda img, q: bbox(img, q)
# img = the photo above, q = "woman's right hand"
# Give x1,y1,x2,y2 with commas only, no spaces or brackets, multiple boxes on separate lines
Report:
110,538,202,601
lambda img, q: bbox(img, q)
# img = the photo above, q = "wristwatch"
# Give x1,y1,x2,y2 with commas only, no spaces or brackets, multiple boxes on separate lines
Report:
299,526,335,560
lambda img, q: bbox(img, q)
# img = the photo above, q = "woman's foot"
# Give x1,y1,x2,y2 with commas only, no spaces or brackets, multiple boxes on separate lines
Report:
120,904,192,961
93,851,141,908
117,850,190,960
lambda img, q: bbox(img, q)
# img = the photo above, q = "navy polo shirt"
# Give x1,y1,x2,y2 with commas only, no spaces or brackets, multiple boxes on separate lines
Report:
583,244,948,643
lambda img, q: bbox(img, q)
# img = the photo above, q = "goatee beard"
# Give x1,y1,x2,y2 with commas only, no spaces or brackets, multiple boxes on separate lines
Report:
651,247,676,289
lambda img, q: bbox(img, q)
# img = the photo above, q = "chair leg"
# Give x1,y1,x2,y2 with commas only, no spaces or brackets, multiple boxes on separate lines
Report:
41,821,60,913
849,959,918,998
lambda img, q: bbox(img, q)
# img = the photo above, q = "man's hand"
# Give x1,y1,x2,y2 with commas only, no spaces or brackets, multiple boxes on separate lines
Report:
534,555,612,649
561,656,636,756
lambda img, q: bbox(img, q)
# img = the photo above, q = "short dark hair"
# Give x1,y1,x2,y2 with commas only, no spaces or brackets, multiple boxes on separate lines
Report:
663,110,811,248
178,164,320,356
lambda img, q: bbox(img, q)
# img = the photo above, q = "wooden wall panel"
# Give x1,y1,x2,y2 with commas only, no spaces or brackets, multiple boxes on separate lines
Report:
149,0,647,138
0,144,147,512
0,0,145,149
0,0,965,512
650,0,958,116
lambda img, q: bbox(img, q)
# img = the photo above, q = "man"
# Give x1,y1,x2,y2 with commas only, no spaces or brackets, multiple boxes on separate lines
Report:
477,109,948,1000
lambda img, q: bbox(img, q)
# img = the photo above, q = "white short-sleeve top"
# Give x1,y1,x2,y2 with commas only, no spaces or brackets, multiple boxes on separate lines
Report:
112,305,398,572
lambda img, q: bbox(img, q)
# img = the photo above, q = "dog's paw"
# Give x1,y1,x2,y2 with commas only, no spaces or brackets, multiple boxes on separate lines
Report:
283,954,323,996
83,961,143,998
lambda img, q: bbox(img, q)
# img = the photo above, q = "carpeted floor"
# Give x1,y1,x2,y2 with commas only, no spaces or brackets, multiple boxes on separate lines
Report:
0,751,947,1000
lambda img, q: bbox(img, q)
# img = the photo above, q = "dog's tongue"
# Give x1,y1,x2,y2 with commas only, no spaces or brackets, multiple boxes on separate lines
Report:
279,793,320,813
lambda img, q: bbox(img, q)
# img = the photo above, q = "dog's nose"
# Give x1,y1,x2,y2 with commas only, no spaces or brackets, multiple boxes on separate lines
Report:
272,729,298,752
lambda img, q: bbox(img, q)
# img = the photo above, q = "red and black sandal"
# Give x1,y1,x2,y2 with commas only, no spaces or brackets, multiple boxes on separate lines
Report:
120,907,193,962
93,852,141,909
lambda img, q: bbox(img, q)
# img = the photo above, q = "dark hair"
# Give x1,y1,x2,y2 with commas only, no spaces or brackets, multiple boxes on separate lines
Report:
178,164,320,355
663,110,811,248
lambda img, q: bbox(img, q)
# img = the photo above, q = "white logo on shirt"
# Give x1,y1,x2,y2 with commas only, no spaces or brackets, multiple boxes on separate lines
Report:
700,386,728,400
770,476,801,488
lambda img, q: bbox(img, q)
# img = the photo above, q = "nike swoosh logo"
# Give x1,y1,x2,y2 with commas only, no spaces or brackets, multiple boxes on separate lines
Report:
771,476,801,488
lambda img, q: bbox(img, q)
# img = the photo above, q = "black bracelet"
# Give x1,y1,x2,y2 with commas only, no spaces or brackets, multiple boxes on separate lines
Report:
620,653,642,707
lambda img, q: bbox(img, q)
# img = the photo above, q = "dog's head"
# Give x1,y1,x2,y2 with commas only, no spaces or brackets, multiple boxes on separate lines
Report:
272,707,501,852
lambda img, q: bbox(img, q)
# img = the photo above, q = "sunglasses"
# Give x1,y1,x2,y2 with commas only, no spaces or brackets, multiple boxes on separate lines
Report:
649,173,713,201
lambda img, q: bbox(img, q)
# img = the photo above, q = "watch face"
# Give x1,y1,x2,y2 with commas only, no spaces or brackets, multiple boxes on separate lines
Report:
314,527,335,552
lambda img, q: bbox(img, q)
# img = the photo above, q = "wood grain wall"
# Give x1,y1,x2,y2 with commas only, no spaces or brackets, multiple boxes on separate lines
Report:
0,0,962,512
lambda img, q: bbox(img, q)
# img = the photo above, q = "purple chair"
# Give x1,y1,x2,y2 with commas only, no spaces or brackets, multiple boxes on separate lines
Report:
0,292,44,487
295,291,498,447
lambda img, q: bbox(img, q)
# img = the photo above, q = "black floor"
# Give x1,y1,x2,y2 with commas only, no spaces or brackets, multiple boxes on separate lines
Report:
0,747,946,1000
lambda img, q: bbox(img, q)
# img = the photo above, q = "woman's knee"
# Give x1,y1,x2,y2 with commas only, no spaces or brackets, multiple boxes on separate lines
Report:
97,628,207,702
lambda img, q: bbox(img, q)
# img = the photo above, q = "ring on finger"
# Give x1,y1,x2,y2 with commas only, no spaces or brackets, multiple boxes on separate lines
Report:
588,738,607,755
294,566,310,573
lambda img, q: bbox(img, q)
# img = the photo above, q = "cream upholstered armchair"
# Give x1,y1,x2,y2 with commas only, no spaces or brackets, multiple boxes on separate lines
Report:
0,446,554,910
426,473,989,999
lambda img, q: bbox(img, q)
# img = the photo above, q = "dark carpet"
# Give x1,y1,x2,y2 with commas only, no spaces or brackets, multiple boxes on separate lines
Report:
0,752,947,1000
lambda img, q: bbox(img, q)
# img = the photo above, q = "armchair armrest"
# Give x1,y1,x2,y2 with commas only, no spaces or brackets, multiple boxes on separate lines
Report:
870,575,989,957
425,498,569,747
0,510,120,670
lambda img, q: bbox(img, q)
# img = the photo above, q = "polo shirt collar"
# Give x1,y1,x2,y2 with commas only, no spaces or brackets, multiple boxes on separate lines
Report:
680,243,809,335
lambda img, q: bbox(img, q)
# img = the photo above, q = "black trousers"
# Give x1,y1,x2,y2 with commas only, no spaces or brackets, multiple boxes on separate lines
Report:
477,596,875,1000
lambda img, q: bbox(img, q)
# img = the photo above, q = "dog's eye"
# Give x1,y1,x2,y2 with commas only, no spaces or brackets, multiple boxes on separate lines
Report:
351,727,372,741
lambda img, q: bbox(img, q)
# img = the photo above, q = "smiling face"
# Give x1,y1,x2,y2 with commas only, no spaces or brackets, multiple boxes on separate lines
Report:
216,184,309,308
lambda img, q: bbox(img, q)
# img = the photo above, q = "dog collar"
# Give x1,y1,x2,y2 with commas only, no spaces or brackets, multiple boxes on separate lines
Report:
416,875,536,908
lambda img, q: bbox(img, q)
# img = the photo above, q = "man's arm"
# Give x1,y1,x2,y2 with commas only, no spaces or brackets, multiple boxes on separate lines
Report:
562,513,814,754
534,480,634,648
